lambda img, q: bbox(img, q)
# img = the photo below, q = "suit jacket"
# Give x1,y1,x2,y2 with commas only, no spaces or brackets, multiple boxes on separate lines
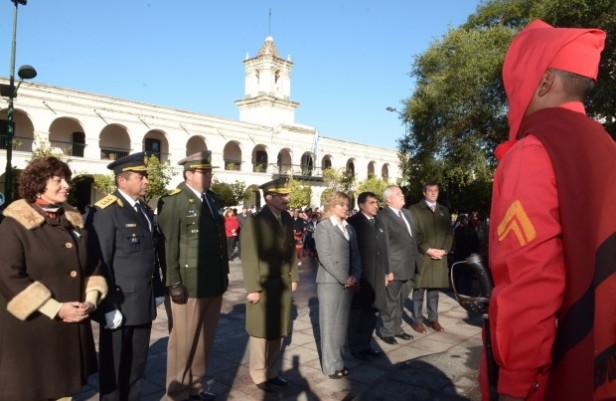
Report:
376,206,421,281
347,212,388,310
89,190,164,326
408,201,452,288
314,218,362,285
157,182,229,298
240,206,298,339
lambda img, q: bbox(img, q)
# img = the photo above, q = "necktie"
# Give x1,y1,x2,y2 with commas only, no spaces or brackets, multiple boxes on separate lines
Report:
430,204,436,212
369,218,375,226
398,210,412,237
201,193,214,217
134,202,151,231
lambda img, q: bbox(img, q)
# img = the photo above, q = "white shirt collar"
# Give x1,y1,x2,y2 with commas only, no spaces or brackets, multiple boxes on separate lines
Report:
117,189,138,208
185,183,204,201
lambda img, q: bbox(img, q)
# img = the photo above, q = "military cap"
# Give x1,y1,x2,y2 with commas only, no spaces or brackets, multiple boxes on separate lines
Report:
107,152,150,175
177,150,218,171
259,177,291,195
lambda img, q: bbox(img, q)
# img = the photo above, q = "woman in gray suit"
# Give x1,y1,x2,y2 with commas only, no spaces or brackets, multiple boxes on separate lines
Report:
314,191,362,379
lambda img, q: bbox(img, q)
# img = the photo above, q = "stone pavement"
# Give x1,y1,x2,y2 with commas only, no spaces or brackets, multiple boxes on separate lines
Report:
75,257,483,401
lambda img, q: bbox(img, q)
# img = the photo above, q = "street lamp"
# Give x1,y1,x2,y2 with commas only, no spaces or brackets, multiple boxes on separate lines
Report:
2,0,35,204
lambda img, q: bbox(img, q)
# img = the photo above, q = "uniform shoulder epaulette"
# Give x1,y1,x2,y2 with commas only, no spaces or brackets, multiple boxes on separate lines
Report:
95,194,123,209
168,188,181,196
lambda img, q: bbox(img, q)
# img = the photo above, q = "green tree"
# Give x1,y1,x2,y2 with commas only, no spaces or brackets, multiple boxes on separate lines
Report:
320,167,356,204
93,173,115,195
356,176,389,203
288,176,312,210
210,179,247,207
144,155,176,204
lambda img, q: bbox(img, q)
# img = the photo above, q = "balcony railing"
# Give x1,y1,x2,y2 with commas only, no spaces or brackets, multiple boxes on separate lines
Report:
274,163,324,181
101,146,130,161
224,159,242,171
49,140,85,157
0,135,34,152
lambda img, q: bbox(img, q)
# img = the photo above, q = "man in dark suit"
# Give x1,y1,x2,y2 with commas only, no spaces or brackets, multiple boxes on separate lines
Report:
346,191,388,360
89,152,165,401
375,185,421,344
240,178,299,393
157,151,229,401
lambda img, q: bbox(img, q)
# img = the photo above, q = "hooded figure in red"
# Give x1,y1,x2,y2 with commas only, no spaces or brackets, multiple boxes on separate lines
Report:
483,20,616,401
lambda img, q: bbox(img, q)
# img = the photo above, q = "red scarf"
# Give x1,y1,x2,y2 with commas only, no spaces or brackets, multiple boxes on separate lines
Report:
518,107,616,400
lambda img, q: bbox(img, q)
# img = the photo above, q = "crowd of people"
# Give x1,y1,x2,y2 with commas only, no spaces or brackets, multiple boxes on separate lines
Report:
1,18,614,401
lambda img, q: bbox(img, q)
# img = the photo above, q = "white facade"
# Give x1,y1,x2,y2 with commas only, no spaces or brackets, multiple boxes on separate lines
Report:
0,36,400,210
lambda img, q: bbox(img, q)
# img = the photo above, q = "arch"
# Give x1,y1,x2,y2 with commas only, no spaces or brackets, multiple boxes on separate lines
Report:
321,155,333,171
277,148,292,174
381,163,390,182
223,141,242,171
346,158,356,178
0,108,35,152
143,129,169,162
48,117,86,157
300,152,315,176
252,144,268,173
186,135,207,156
367,161,376,179
99,124,130,160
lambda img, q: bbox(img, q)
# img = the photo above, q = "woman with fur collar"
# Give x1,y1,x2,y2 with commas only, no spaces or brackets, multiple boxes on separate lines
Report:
0,157,108,401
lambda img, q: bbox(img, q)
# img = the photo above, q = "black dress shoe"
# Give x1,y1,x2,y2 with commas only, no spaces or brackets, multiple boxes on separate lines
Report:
395,332,414,341
362,348,382,357
351,350,373,361
256,381,274,392
269,376,288,386
379,336,398,345
189,391,215,401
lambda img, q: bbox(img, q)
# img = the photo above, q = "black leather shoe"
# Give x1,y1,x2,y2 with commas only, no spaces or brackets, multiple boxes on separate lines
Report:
256,381,274,392
269,376,288,386
189,391,215,401
351,350,372,361
379,335,398,345
363,348,382,358
395,332,414,341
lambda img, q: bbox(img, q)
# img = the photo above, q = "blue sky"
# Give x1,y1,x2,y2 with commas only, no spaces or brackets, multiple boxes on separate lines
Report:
0,1,481,150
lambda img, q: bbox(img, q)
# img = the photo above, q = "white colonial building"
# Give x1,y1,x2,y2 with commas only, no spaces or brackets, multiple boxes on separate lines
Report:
0,36,400,211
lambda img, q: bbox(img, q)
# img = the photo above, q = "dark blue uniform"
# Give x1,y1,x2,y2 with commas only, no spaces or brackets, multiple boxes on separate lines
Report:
89,190,164,401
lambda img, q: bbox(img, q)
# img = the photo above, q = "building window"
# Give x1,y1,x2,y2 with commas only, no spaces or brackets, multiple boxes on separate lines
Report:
72,132,85,157
145,138,161,159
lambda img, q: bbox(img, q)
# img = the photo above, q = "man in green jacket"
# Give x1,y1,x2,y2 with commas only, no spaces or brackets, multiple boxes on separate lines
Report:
157,151,229,401
240,177,299,393
408,182,453,333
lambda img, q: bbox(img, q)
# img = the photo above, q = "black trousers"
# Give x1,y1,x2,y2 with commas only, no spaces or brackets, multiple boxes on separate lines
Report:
99,323,152,401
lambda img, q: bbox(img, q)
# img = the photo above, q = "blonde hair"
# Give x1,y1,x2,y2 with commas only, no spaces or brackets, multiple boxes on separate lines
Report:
321,191,351,220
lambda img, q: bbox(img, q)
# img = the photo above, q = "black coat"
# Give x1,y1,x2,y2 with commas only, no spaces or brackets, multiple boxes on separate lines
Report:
346,212,388,311
89,190,164,326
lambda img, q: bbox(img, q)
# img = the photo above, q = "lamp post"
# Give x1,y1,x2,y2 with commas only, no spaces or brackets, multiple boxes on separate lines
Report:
3,0,35,204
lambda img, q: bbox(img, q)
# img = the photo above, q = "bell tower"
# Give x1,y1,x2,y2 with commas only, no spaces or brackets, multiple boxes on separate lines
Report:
235,36,299,127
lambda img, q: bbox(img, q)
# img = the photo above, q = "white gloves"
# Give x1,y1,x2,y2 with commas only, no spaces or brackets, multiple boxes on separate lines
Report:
155,296,165,307
104,309,123,330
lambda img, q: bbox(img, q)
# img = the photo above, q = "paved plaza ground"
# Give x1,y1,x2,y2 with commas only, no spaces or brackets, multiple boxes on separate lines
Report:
75,257,483,401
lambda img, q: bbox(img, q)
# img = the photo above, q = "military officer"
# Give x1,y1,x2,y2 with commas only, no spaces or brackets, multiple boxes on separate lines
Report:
240,177,299,393
88,152,165,401
157,151,229,401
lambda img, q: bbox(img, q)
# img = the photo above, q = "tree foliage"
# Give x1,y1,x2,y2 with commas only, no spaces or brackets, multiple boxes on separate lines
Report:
399,0,616,216
319,167,356,204
210,179,248,207
144,155,176,204
288,176,312,210
93,174,116,195
356,176,389,204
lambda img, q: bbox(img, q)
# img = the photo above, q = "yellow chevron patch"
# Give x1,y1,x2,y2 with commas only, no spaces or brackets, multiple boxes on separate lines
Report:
497,200,536,246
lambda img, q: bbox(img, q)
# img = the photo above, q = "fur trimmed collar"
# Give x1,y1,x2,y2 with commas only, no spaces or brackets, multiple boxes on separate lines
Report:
3,199,84,230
